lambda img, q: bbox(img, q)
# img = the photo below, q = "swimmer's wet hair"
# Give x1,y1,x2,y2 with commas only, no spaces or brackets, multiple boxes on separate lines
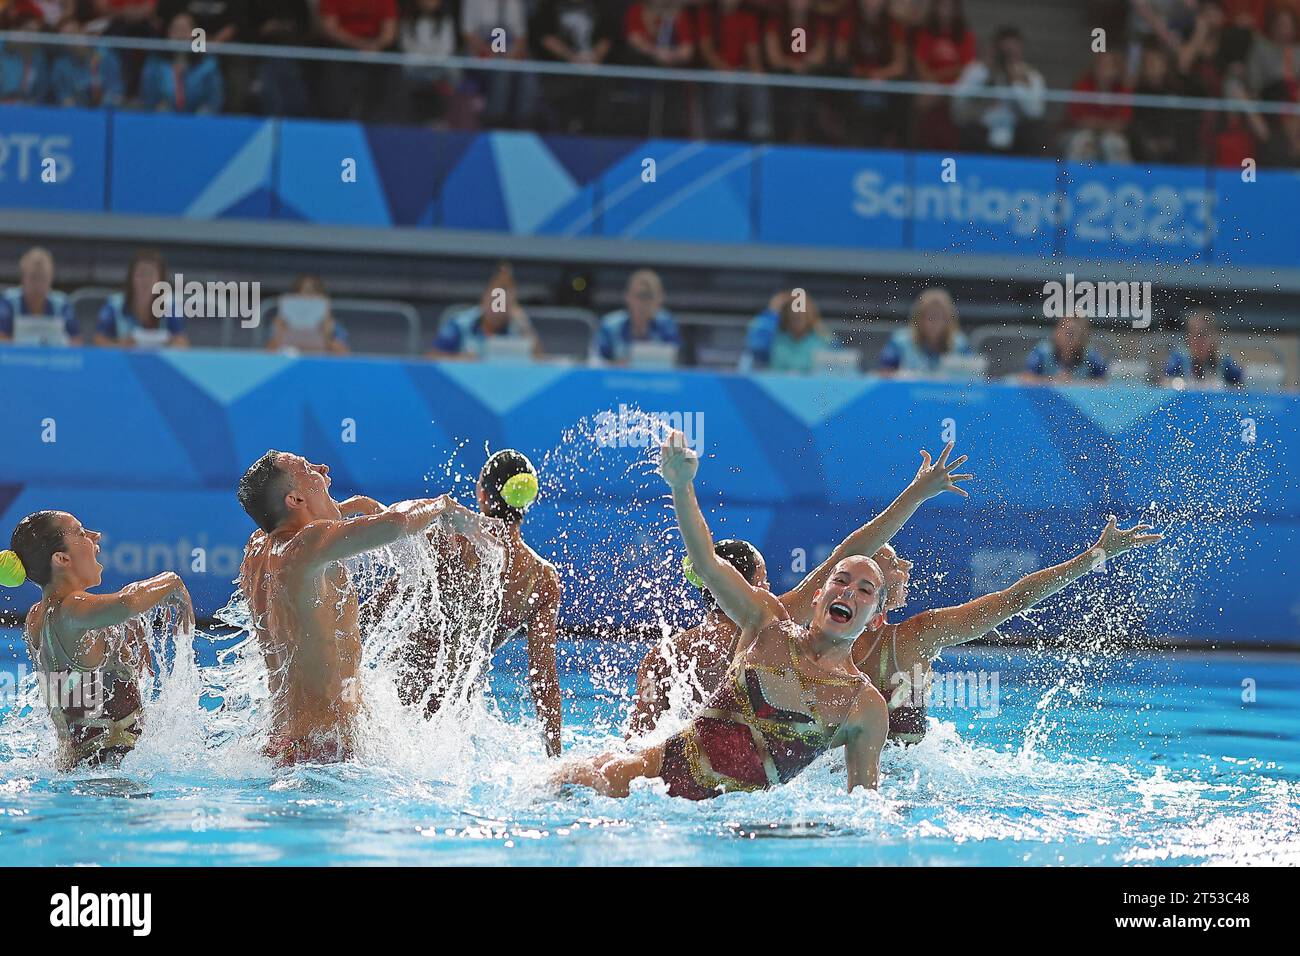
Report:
479,449,536,523
10,511,66,588
700,539,762,608
238,450,290,533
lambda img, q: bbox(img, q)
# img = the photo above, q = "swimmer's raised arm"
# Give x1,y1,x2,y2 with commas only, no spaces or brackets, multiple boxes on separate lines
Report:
337,495,386,516
527,566,564,757
292,496,486,568
899,518,1163,659
782,442,973,622
59,571,192,634
660,432,786,634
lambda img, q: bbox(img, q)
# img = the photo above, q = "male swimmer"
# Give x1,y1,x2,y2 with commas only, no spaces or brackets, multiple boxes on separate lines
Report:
2,511,193,769
854,520,1162,743
627,442,973,739
235,451,492,766
377,450,564,756
556,432,968,799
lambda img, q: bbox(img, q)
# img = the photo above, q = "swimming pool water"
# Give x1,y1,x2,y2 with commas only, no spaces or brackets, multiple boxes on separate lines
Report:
1,628,1297,866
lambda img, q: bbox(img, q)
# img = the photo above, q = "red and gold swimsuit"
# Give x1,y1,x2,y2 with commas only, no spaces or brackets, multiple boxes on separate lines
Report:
657,633,864,800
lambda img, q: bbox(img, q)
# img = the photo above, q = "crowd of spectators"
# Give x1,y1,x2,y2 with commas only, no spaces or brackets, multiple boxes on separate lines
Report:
1066,1,1300,167
0,244,1261,390
0,1,1298,165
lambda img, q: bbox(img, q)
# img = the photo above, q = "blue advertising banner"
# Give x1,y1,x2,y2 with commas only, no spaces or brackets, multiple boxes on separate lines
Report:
0,105,105,211
5,104,1300,268
0,348,1293,644
109,111,273,218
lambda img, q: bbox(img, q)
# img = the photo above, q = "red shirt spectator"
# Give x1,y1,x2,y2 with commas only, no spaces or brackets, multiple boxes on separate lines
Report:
850,0,908,78
764,6,847,70
320,0,398,42
697,1,760,69
1068,57,1134,128
913,29,976,83
625,2,695,64
912,0,975,83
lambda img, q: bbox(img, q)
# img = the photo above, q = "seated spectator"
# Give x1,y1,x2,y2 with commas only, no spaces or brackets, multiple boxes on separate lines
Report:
534,0,616,134
460,0,536,128
742,290,839,374
910,0,977,150
246,0,311,117
266,275,351,356
156,0,241,43
593,269,681,365
0,6,51,104
319,0,400,121
399,0,464,126
1164,309,1244,387
0,247,80,346
1023,315,1109,383
953,25,1047,154
1064,50,1134,163
696,0,772,141
878,288,972,376
1131,40,1188,163
846,0,911,147
93,249,188,349
139,12,225,112
155,0,246,110
50,18,126,107
427,264,542,361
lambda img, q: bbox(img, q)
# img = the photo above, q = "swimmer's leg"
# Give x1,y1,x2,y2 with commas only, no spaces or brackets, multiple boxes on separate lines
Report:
554,745,665,798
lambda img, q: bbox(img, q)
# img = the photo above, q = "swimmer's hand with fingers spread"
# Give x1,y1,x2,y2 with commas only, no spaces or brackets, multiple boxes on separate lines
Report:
782,441,975,625
909,441,974,501
1094,516,1164,560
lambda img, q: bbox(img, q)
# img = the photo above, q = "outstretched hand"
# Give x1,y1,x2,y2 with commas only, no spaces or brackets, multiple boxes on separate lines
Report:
440,498,505,551
658,430,699,490
1094,516,1163,558
910,441,973,500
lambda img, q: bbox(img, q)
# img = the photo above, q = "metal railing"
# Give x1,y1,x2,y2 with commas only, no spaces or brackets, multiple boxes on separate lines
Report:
5,29,1300,120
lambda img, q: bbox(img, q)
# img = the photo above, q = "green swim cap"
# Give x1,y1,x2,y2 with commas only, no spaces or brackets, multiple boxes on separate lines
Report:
682,555,704,589
501,472,539,510
0,549,26,588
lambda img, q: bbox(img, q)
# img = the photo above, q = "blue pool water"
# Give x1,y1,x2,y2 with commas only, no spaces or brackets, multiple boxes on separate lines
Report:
1,627,1297,866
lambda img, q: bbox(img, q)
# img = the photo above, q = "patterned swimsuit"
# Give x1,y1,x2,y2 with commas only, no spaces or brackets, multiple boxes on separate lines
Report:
658,631,864,800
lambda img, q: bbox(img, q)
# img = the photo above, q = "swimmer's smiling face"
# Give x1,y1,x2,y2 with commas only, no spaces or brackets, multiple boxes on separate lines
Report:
50,512,103,588
813,556,887,642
